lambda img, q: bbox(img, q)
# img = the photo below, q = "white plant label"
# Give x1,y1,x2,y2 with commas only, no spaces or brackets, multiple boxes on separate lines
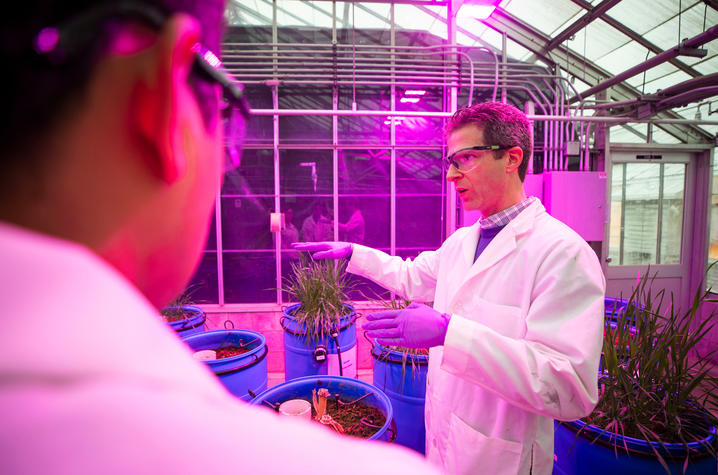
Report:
327,345,357,378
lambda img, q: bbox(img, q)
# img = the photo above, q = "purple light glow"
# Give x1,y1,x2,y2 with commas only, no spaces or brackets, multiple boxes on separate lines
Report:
34,27,59,54
384,117,405,125
404,90,427,96
400,97,421,104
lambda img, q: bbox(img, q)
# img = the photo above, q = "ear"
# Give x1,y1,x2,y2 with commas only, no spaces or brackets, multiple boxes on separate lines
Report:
505,146,523,176
131,14,202,184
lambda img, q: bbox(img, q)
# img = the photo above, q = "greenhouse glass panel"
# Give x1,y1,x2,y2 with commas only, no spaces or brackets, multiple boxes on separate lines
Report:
659,164,685,264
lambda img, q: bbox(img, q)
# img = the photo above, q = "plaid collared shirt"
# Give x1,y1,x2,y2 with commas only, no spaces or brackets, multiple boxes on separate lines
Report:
479,196,537,230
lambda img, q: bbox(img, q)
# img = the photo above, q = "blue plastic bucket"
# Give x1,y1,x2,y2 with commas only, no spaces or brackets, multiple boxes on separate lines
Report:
604,297,628,321
182,330,267,401
281,304,357,380
553,419,718,475
371,342,428,454
165,305,206,337
250,375,396,442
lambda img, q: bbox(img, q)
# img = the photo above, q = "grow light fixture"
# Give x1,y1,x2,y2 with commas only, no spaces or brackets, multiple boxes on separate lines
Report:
456,0,501,20
400,97,421,104
404,89,426,96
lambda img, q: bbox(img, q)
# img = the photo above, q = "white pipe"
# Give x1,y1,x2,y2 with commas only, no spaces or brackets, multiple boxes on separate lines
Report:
248,108,718,125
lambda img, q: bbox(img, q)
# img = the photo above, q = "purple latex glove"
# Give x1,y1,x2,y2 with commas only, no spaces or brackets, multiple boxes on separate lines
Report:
292,241,353,260
363,303,450,348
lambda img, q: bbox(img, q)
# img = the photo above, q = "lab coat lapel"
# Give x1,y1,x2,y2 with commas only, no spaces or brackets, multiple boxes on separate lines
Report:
448,200,542,309
460,221,482,266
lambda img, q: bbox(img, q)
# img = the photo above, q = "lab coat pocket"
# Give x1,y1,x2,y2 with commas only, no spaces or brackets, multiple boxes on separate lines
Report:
447,412,522,475
459,297,526,339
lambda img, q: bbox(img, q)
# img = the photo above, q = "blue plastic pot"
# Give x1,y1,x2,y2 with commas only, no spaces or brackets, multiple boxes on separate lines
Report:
164,305,206,337
182,330,268,402
553,419,718,475
371,342,428,454
281,304,357,380
250,375,396,442
604,297,628,321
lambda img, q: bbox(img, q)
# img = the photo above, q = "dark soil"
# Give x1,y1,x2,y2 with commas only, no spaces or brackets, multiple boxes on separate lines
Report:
215,345,251,359
312,397,387,439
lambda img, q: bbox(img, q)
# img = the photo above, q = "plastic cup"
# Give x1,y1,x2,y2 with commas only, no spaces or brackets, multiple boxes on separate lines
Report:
278,399,312,421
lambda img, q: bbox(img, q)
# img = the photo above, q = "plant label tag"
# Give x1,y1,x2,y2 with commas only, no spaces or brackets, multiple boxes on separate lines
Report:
328,345,357,378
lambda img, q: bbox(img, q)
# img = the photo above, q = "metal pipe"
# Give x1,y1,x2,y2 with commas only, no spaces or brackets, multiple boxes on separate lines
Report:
583,121,592,171
477,46,498,102
655,86,718,111
571,24,718,102
248,108,718,125
501,31,508,103
224,63,464,73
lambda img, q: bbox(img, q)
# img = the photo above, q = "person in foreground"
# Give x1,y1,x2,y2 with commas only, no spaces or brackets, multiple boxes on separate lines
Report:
295,102,606,475
0,2,437,473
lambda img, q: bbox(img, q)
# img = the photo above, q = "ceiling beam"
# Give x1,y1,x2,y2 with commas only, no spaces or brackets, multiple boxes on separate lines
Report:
572,24,718,103
482,8,713,142
545,0,623,52
569,0,703,78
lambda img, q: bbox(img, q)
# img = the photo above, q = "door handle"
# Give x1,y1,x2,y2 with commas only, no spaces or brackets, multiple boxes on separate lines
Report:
605,257,612,263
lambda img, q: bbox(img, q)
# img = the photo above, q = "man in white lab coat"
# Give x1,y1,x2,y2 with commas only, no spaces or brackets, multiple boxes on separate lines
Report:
0,2,437,474
295,102,606,474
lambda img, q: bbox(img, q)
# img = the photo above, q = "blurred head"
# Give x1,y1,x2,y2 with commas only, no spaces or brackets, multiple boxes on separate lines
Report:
444,102,531,216
312,202,323,221
0,0,240,308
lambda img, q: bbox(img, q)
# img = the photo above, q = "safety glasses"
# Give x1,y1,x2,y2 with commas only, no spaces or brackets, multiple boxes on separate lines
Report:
443,145,508,173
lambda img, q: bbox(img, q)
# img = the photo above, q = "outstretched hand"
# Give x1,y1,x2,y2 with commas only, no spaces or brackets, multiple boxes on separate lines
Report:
363,303,450,348
292,241,353,260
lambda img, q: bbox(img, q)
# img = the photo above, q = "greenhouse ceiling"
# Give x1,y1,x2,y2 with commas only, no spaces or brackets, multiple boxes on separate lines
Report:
226,0,718,144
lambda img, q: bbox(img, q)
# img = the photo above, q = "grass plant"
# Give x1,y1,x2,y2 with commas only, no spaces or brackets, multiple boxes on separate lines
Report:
283,254,350,342
366,294,429,387
161,284,200,322
578,270,718,473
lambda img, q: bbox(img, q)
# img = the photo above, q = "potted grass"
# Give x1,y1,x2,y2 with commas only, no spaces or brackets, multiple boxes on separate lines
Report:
367,295,429,454
182,329,268,402
281,255,358,380
554,272,718,475
250,375,396,441
161,286,206,337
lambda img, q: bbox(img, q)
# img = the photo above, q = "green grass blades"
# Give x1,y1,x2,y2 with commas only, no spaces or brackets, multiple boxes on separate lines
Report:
283,254,350,342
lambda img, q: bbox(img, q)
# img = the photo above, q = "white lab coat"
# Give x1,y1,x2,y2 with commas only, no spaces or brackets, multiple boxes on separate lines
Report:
348,199,605,475
0,222,437,475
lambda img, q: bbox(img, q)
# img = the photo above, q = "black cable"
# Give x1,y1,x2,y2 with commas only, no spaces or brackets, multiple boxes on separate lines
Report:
331,332,343,376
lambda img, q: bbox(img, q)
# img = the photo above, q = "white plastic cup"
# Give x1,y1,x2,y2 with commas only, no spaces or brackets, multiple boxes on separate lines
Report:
193,349,217,361
278,399,312,421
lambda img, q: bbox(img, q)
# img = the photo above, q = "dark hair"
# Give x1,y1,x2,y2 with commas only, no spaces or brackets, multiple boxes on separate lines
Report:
0,0,224,179
444,102,532,181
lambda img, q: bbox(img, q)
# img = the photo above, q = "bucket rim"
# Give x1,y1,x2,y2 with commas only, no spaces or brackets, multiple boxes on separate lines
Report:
560,418,718,459
165,305,205,328
249,375,393,440
182,329,266,365
370,340,429,365
281,303,357,336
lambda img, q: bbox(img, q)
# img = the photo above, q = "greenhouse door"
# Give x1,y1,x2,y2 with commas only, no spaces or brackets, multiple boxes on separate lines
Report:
603,149,695,312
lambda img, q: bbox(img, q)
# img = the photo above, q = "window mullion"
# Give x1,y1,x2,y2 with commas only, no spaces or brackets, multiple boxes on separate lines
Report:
657,163,665,264
620,163,626,266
